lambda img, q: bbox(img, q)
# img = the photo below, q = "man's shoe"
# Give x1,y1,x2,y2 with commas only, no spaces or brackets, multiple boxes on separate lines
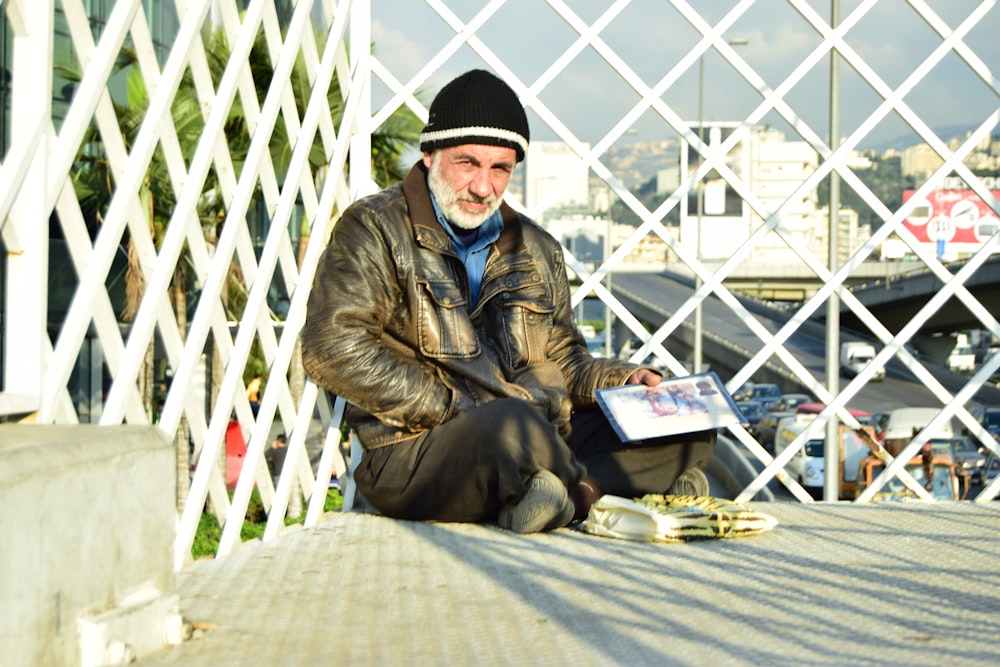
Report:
498,469,573,533
667,467,710,496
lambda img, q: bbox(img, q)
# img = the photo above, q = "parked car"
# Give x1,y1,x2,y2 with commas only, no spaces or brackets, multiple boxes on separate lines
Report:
981,347,1000,381
980,453,1000,498
756,393,813,449
749,383,783,408
772,414,874,499
951,435,987,486
771,393,813,414
736,399,767,439
795,401,873,424
733,382,756,402
973,407,1000,445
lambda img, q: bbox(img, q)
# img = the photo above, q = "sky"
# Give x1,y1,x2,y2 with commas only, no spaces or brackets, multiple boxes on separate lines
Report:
367,0,999,154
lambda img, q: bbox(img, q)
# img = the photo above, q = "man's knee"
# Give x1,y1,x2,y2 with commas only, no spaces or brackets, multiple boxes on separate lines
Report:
464,398,552,447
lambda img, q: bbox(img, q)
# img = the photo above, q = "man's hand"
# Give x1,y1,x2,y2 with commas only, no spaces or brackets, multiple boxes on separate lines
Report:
627,368,662,387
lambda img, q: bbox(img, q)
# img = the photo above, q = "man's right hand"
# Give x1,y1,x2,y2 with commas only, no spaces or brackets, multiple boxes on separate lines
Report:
627,368,662,387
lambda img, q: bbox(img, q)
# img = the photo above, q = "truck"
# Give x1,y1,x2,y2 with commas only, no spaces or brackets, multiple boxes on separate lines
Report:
772,413,873,499
856,406,969,500
855,446,965,501
840,341,885,381
947,333,976,372
882,407,954,458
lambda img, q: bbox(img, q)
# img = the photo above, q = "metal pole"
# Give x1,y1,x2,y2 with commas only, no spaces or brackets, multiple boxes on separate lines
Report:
693,54,704,374
604,215,613,358
824,0,842,501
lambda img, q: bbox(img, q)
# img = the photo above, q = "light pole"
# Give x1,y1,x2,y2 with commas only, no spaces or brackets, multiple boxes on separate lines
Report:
693,38,746,374
824,0,842,502
694,53,705,374
604,214,613,358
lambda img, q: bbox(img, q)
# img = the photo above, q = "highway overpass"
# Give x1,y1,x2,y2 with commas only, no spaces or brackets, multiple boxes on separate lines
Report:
833,254,1000,334
606,268,1000,413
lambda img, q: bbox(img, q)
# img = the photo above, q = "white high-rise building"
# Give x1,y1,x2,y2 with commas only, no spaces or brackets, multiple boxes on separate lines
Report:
677,125,835,264
678,123,750,261
747,127,822,260
524,141,591,218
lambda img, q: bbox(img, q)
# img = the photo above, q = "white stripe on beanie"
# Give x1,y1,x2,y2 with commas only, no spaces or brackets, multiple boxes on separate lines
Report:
419,126,528,156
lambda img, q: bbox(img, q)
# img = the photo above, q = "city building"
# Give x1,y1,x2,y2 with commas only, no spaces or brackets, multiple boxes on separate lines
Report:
677,122,751,262
674,124,828,265
746,127,823,262
523,140,591,219
901,143,945,181
545,216,671,274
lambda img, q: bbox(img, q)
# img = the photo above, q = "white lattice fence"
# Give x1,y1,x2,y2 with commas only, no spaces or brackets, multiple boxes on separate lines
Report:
1,0,998,569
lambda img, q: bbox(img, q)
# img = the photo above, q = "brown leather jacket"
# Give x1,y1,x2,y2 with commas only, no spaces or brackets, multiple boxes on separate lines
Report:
302,163,645,449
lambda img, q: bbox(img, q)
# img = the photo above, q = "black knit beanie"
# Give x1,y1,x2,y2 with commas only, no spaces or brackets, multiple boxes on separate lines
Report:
419,70,530,162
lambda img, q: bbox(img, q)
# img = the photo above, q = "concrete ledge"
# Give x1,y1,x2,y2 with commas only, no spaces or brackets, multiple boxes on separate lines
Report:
0,425,178,667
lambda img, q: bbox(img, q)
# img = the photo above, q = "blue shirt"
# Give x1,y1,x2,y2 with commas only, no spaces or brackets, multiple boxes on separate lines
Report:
429,193,503,307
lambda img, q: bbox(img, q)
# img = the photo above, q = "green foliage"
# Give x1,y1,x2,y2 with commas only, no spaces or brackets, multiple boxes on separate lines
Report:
242,339,270,386
62,24,423,316
609,176,680,228
191,487,345,559
816,153,915,231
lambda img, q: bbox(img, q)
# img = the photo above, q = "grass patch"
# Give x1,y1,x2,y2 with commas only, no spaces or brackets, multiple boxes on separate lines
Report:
192,487,344,560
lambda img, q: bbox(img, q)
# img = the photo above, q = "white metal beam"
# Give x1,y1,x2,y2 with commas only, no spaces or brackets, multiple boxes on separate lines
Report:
2,0,53,416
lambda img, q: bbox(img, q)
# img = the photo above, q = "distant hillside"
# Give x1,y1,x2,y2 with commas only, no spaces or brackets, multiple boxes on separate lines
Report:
870,124,982,153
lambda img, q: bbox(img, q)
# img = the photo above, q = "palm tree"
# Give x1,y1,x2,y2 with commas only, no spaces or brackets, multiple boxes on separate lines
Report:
64,24,422,514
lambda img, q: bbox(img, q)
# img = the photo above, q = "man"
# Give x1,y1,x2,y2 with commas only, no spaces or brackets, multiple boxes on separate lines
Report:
302,69,715,533
265,433,288,483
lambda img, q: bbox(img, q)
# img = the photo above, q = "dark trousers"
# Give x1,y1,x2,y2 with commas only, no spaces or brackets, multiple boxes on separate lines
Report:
353,397,716,523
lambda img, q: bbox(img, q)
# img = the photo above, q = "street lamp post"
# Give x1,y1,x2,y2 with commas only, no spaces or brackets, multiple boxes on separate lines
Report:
604,215,613,358
824,0,842,502
693,38,746,374
694,53,705,373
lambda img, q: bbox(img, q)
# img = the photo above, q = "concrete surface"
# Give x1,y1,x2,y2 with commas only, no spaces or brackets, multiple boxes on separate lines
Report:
139,501,1000,666
0,425,179,667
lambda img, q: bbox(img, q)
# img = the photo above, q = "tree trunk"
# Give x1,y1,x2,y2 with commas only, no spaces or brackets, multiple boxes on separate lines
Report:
286,228,312,520
173,263,191,513
140,339,154,422
206,240,230,517
286,338,305,519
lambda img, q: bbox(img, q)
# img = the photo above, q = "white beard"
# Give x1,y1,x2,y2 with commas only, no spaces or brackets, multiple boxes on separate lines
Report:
427,154,503,230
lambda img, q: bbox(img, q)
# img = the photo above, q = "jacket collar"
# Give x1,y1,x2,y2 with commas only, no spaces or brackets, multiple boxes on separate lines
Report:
401,161,524,254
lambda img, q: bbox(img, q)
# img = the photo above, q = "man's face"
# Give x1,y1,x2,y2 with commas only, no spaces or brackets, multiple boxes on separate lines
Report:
423,144,517,229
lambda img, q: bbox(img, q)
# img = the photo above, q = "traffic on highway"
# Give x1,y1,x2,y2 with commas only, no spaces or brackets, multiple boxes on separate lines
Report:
585,272,1000,502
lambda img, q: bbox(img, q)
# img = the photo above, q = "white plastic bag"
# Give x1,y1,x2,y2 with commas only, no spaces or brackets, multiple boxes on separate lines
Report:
581,494,779,543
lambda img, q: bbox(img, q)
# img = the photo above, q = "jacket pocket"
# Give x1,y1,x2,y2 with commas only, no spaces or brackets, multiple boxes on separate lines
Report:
493,288,556,369
416,279,480,358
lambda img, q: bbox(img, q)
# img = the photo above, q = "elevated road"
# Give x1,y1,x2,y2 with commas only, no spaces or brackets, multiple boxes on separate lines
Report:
646,254,1000,334
835,254,1000,334
610,271,1000,412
